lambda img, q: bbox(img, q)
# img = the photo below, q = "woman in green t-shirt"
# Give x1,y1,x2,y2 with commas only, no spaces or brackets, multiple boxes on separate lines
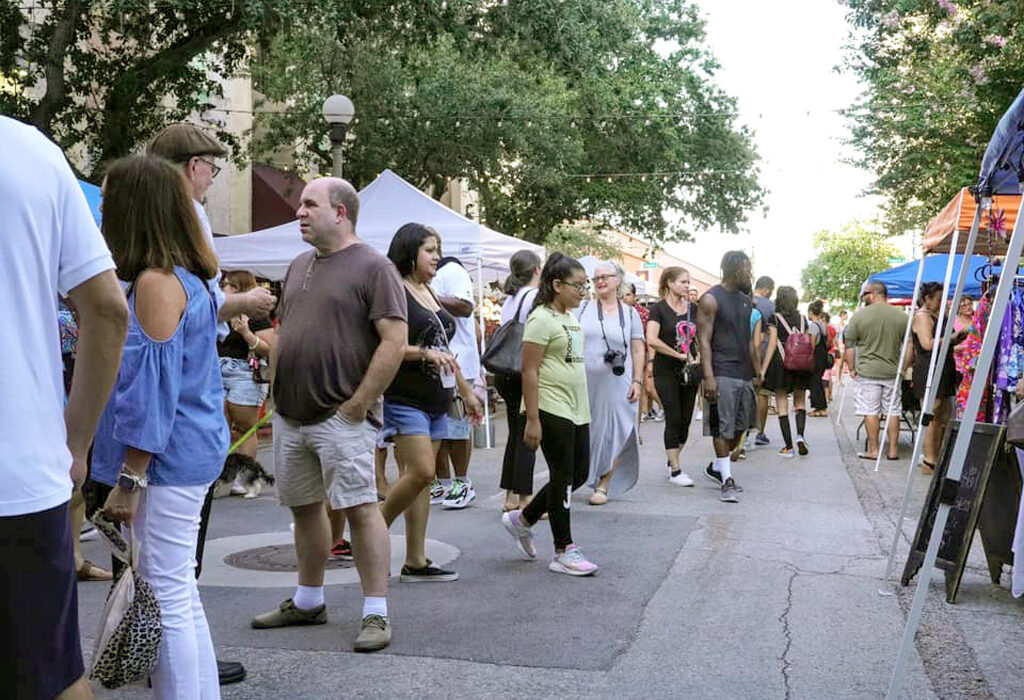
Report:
501,253,598,576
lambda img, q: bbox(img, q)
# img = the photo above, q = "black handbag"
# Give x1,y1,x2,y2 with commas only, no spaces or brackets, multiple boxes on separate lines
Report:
679,360,703,388
482,292,531,375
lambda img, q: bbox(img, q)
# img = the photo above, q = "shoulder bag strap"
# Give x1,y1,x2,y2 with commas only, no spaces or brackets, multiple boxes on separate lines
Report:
513,289,530,323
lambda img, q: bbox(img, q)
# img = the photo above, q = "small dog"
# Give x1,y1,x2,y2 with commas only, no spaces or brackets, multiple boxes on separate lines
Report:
213,453,275,499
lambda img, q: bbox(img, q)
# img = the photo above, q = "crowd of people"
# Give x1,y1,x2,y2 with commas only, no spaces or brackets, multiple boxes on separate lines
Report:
6,113,941,700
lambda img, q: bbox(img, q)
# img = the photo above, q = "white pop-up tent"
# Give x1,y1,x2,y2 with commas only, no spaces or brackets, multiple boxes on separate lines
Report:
214,169,545,449
214,169,543,283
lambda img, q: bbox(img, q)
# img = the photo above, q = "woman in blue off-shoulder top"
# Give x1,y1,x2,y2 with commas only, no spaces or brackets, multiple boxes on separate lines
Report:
92,155,228,700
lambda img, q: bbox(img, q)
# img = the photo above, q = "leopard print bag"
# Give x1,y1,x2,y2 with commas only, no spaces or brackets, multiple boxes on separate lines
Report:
89,513,163,689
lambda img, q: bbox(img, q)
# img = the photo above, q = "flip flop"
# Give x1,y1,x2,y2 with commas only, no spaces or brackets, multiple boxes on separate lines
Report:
857,453,879,460
886,454,899,461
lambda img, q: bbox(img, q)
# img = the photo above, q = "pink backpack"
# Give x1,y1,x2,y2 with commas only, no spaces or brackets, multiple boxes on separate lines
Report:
776,314,815,372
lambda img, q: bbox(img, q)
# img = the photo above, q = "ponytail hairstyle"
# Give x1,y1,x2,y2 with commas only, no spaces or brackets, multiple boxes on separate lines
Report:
503,249,542,296
917,281,943,308
775,285,800,326
533,252,585,311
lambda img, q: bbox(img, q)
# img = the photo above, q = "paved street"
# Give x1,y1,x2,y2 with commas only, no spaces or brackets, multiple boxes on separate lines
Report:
78,392,1023,699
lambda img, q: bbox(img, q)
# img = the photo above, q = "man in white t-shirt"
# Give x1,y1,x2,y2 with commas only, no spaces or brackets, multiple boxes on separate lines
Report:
147,123,275,685
430,254,481,509
0,116,129,700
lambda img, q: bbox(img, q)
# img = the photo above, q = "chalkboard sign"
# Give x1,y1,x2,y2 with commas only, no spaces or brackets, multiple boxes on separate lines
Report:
901,421,1004,603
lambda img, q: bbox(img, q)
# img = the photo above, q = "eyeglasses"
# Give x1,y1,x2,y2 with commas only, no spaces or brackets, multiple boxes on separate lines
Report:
196,157,221,178
558,279,588,294
592,274,619,283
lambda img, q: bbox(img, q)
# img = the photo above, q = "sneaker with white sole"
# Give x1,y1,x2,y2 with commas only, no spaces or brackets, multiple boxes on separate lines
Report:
549,544,598,576
400,562,459,582
429,479,448,505
779,447,795,459
796,437,809,456
668,470,694,487
704,463,743,491
720,478,741,503
501,510,537,559
754,433,770,446
442,479,476,509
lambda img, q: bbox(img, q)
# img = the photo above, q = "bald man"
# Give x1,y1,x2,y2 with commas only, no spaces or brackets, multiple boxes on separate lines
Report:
251,178,407,653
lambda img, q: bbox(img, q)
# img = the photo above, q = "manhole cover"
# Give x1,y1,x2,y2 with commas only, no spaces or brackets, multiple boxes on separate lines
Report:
224,544,354,572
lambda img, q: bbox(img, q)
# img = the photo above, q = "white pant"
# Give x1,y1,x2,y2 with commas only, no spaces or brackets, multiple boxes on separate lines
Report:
133,484,220,700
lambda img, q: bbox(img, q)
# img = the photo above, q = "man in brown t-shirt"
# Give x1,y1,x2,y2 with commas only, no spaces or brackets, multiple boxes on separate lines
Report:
251,177,407,653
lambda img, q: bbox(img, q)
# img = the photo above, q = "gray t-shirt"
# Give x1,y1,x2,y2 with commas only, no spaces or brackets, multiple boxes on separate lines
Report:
273,242,407,425
753,294,775,350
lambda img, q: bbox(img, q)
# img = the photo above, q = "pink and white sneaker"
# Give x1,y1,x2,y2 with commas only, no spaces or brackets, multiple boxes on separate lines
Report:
549,544,598,576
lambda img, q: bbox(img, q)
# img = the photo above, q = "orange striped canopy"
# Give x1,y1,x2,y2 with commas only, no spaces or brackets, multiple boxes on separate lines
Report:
921,187,1021,254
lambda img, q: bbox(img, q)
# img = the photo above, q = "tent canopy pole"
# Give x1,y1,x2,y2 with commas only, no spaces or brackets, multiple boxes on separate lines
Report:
477,256,492,449
886,198,1023,699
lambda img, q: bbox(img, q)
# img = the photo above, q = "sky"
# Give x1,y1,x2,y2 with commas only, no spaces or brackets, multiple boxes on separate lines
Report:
668,0,886,290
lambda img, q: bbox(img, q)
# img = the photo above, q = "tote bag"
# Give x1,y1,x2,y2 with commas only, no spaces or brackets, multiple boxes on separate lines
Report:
482,292,531,375
89,513,162,689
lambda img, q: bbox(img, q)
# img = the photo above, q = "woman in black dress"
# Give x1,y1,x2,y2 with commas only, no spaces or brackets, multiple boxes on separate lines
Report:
760,286,819,458
912,282,970,473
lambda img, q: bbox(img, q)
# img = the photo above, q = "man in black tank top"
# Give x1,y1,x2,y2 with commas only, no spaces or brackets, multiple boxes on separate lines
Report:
697,251,760,503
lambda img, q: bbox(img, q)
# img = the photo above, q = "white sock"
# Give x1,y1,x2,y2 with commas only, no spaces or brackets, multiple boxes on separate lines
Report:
715,456,732,482
440,478,453,489
293,585,324,610
362,596,388,619
460,476,472,487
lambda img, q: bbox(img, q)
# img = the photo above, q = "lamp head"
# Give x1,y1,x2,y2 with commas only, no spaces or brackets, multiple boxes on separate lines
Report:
322,94,355,125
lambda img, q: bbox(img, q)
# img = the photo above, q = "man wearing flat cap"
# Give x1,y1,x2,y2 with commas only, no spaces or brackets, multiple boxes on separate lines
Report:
147,123,273,687
148,123,276,326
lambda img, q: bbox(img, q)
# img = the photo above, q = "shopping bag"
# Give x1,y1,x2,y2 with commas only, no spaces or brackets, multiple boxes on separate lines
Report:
89,513,162,689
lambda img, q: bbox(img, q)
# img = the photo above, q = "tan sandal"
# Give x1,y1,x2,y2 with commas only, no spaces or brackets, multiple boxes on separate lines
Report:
77,559,113,582
589,487,609,506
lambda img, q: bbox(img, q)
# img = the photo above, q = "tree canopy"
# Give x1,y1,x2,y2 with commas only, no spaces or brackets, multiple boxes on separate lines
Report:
841,0,1024,236
251,0,765,245
800,219,898,307
1,0,765,245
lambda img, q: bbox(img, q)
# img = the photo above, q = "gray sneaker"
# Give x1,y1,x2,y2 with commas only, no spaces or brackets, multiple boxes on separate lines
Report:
501,509,537,559
720,478,740,503
251,598,327,629
354,614,391,652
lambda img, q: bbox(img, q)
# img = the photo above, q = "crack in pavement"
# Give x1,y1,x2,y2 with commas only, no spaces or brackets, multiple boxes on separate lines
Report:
778,568,798,700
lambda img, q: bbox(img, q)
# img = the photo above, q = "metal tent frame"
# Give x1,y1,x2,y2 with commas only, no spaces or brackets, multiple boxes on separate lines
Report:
886,87,1024,700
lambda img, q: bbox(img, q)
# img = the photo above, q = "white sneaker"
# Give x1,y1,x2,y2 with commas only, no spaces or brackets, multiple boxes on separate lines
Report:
501,510,537,559
442,479,476,509
694,410,703,421
79,524,99,542
549,545,599,576
668,471,695,487
429,479,448,505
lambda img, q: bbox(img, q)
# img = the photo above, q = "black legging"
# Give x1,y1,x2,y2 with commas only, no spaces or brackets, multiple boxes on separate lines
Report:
521,411,589,549
653,369,700,450
495,373,536,495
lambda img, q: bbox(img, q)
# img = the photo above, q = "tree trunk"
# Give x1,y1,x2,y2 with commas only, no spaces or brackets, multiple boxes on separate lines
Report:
31,0,85,134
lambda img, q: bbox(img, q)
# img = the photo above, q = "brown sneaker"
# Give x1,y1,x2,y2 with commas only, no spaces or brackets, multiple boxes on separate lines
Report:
251,598,327,629
353,614,391,652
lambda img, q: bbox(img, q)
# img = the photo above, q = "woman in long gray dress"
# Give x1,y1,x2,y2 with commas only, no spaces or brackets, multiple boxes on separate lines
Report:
576,261,646,505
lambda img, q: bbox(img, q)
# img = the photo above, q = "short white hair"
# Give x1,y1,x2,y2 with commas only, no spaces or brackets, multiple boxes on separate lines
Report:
594,260,628,298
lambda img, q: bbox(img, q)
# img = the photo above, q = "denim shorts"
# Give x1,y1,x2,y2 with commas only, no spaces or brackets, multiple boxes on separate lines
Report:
220,357,268,407
382,400,448,441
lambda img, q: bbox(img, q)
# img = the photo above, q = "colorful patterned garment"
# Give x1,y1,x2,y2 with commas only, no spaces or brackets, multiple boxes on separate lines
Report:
58,308,78,355
992,288,1024,424
955,297,988,420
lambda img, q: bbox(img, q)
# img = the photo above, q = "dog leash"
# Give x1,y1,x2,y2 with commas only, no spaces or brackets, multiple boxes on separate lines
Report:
228,409,275,455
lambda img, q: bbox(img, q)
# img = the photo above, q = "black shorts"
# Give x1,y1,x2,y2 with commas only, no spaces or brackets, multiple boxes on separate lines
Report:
0,501,84,699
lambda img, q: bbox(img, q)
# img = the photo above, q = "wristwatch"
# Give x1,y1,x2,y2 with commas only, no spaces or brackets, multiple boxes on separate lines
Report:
117,467,148,492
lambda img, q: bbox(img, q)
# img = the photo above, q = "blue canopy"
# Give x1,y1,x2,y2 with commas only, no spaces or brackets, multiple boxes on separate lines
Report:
977,87,1024,196
78,180,102,226
867,255,986,300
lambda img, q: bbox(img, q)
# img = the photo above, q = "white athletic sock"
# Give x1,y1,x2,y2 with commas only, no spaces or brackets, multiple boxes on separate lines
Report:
715,456,732,482
362,596,388,619
293,585,324,610
440,478,453,489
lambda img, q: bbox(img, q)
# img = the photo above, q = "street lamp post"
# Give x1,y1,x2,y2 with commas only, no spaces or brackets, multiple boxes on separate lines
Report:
322,94,355,178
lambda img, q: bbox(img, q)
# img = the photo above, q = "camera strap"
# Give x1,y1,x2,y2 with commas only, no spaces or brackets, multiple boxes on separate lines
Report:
596,299,628,355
